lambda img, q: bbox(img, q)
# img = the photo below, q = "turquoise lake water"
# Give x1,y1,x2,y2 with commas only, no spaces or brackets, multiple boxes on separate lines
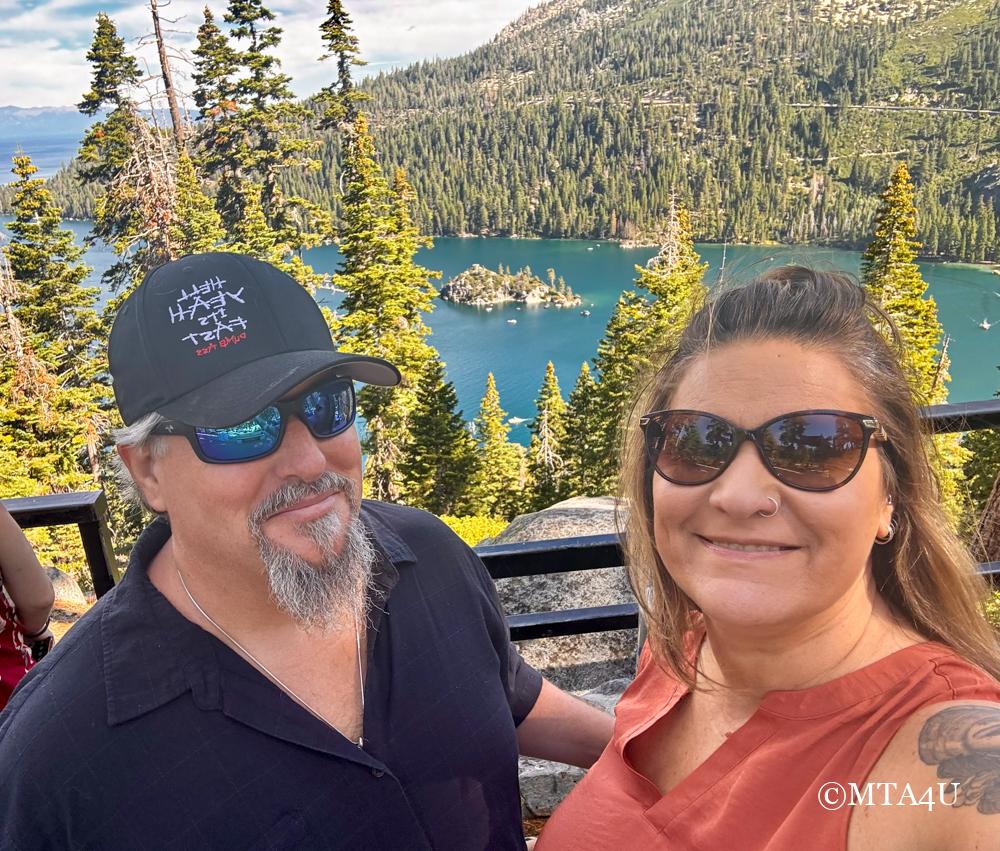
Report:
3,218,999,443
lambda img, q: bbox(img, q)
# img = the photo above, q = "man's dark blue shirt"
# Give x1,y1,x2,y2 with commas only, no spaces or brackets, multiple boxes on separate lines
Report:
0,501,542,850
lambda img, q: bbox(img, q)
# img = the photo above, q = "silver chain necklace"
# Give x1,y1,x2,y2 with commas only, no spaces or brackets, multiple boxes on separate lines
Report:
175,567,365,748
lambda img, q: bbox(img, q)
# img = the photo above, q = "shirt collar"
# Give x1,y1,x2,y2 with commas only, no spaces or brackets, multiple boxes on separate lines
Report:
102,502,415,728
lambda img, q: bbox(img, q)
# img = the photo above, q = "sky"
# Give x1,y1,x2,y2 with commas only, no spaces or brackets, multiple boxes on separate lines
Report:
0,0,541,108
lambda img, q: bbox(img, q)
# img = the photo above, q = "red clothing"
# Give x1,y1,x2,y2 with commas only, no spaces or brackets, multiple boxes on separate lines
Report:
538,638,1000,851
0,586,33,709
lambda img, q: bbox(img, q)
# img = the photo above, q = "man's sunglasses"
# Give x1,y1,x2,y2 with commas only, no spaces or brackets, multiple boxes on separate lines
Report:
639,409,888,492
152,377,356,464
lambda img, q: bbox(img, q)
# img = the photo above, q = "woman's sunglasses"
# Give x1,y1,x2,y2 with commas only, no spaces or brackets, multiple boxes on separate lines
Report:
639,409,888,492
152,377,356,464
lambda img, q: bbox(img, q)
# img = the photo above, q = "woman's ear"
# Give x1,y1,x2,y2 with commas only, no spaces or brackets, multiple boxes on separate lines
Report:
876,493,894,541
117,444,168,514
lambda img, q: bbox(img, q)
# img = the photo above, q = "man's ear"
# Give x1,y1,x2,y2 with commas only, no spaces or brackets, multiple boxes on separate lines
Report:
117,444,168,514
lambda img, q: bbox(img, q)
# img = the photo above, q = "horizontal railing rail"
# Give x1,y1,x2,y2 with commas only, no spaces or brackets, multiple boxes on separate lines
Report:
1,398,997,640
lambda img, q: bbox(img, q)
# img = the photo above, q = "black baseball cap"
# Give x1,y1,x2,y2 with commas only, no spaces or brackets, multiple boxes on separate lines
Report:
109,252,400,427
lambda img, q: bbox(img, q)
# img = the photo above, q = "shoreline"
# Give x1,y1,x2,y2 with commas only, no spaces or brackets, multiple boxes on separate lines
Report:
433,233,1000,273
3,214,997,272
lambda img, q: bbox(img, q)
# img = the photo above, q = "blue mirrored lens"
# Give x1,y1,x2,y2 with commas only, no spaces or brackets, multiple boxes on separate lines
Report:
302,382,354,437
195,407,282,462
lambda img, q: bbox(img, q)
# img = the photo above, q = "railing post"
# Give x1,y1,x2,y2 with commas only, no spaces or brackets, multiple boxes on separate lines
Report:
78,491,121,597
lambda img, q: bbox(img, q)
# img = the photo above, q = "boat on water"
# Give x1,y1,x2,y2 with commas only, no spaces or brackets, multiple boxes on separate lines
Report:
580,310,591,316
484,306,493,312
507,318,517,325
508,416,528,425
979,318,993,331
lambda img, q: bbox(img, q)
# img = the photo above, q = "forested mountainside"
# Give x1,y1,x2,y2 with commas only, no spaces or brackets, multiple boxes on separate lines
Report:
12,0,1000,260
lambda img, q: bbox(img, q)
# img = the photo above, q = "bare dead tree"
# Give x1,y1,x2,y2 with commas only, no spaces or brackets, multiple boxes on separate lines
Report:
149,0,186,151
0,249,56,406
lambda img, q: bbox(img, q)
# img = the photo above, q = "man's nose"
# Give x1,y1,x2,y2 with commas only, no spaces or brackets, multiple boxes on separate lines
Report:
271,415,329,481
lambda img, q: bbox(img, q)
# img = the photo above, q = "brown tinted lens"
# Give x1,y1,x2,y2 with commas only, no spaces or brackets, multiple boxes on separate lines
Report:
647,413,736,484
761,414,865,490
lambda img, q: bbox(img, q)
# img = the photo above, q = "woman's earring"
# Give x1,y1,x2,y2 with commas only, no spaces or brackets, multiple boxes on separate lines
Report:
875,518,897,545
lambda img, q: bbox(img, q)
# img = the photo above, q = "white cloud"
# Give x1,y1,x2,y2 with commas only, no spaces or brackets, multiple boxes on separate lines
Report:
0,0,541,108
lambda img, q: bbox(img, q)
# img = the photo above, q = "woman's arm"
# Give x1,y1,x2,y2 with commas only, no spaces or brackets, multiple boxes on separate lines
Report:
0,503,54,635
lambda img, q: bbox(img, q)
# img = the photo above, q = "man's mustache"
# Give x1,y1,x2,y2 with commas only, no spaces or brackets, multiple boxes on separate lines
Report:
249,471,357,526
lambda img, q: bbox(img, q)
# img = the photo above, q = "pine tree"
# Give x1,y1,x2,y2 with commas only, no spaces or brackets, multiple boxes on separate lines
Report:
468,373,526,519
399,359,477,515
169,151,226,255
526,361,570,510
78,13,140,116
586,292,650,494
584,201,708,494
562,362,604,496
637,204,709,334
861,163,969,527
0,156,108,582
193,1,320,240
316,0,368,129
77,14,141,187
333,114,441,501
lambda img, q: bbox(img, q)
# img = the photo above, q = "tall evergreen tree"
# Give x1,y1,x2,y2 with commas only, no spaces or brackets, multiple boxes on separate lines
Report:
77,13,140,116
584,201,708,494
526,361,570,510
195,0,320,236
169,151,226,255
333,114,440,500
637,204,709,333
860,163,969,526
398,359,476,515
316,0,368,129
77,14,141,187
0,156,107,580
562,361,604,496
468,373,525,519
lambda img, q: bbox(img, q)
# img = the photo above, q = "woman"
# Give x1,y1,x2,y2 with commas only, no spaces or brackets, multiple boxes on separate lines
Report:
0,503,54,708
537,267,1000,850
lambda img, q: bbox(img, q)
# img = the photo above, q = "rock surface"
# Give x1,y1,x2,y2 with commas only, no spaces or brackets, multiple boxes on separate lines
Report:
489,496,638,692
46,566,87,605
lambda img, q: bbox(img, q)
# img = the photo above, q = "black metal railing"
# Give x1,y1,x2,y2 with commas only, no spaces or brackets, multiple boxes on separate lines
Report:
3,398,999,639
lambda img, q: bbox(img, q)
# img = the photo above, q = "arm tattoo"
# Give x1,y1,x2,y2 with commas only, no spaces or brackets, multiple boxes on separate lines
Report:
919,705,1000,814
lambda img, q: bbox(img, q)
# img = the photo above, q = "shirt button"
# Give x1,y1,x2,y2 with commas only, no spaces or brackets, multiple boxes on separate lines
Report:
371,768,385,778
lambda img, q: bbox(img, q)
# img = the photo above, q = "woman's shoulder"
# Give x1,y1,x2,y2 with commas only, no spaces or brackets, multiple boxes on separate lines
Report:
849,672,1000,851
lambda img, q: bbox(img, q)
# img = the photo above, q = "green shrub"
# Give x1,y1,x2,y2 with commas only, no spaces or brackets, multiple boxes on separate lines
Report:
440,515,508,547
983,591,1000,632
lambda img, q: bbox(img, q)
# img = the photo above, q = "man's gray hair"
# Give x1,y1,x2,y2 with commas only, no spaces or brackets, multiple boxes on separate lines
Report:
110,412,168,511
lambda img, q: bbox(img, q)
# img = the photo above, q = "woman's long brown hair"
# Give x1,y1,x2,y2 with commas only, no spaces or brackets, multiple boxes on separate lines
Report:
618,266,1000,687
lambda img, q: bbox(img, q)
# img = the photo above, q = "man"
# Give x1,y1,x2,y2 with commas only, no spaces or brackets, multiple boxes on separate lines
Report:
0,253,612,849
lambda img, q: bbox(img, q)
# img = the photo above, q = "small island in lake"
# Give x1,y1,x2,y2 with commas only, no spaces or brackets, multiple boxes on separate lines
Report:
440,264,582,308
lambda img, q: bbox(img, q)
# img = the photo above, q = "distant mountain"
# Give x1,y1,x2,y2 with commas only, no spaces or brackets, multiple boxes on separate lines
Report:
286,0,997,259
0,106,102,141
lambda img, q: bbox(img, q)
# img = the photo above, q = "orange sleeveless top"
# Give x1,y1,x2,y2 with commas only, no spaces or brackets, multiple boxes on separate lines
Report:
537,639,1000,851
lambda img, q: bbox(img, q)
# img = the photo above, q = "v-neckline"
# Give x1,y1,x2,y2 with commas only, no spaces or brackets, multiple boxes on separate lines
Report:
616,633,942,832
